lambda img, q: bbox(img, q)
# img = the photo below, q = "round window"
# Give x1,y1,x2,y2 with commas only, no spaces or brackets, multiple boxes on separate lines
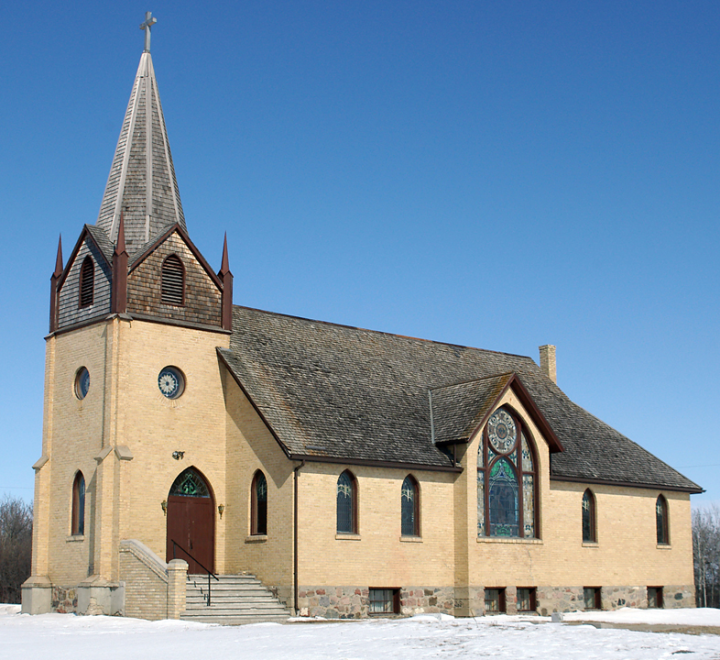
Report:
75,367,90,400
158,366,185,399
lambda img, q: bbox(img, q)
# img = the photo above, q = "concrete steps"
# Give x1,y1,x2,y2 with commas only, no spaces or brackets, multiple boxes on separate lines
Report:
181,573,290,625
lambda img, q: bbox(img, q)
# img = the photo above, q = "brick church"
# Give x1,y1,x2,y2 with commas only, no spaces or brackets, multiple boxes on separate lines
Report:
22,16,701,622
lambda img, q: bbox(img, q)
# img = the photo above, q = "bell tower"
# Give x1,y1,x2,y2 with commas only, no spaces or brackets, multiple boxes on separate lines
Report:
24,14,233,616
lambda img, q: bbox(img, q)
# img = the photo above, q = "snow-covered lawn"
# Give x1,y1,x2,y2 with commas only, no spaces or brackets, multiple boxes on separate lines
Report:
2,606,720,659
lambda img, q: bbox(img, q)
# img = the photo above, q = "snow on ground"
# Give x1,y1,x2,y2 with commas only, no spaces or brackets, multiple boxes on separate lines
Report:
1,607,719,660
564,607,720,627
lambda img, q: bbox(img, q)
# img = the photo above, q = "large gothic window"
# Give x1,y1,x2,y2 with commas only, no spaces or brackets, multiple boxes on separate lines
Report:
582,489,597,542
336,470,357,534
401,475,419,537
251,470,268,536
161,255,185,305
477,407,537,538
656,495,669,545
79,256,94,308
71,471,85,536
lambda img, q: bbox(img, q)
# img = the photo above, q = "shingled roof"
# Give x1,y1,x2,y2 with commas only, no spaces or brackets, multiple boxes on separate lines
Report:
219,306,701,493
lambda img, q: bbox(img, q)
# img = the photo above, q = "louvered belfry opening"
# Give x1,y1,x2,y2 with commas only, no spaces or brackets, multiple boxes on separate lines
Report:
162,254,185,305
79,256,94,308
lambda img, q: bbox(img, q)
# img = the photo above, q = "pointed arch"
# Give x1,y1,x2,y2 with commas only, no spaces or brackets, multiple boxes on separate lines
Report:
161,254,185,305
582,489,597,543
401,475,420,537
656,494,669,545
336,470,357,534
478,406,538,538
71,471,85,536
251,470,268,536
79,256,94,308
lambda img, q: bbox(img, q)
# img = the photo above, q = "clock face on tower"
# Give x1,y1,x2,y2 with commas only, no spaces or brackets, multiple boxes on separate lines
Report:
158,366,185,399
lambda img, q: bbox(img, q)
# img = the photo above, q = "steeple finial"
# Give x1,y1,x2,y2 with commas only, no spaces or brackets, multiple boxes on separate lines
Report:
140,11,157,53
54,235,64,277
115,212,127,256
220,233,231,275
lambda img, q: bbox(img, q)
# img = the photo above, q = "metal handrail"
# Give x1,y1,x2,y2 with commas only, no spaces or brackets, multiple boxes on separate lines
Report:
171,539,219,606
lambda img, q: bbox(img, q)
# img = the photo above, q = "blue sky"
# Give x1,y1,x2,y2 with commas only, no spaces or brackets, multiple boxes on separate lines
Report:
0,1,718,506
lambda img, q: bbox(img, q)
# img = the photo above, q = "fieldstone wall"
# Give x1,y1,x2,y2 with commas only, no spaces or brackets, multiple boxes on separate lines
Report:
297,586,457,618
52,586,78,614
663,585,695,608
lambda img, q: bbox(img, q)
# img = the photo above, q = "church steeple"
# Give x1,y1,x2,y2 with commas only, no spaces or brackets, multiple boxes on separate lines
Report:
95,13,186,255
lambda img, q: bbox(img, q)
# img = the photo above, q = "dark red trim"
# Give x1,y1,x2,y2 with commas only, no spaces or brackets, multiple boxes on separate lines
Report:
111,214,128,314
219,234,233,331
49,235,63,333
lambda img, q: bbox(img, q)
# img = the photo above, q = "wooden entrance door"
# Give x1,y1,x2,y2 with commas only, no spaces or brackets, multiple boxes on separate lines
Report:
166,468,215,574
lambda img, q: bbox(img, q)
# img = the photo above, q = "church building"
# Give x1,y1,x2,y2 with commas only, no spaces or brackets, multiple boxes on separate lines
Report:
22,16,701,622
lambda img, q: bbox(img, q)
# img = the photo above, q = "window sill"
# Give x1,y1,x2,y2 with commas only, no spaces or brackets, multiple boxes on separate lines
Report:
582,542,599,548
245,535,267,543
66,535,85,542
656,543,672,549
400,536,422,543
477,536,542,544
335,533,361,541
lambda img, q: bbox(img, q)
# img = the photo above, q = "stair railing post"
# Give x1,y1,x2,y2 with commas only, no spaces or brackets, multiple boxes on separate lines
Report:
207,571,211,607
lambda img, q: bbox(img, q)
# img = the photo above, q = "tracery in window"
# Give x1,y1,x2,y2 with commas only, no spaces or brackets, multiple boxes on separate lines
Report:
477,407,537,538
170,468,211,498
401,475,419,537
251,470,268,535
71,471,85,536
161,255,185,305
582,489,596,543
79,256,94,308
656,495,669,545
336,470,357,534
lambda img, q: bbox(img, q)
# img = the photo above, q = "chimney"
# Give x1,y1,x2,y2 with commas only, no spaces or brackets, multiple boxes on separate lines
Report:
539,345,557,384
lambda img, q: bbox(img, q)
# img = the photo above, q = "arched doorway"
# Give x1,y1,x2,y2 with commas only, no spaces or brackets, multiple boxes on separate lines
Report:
166,467,215,574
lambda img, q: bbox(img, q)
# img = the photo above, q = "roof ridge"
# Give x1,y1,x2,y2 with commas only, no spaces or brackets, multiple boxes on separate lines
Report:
232,304,536,361
429,372,516,393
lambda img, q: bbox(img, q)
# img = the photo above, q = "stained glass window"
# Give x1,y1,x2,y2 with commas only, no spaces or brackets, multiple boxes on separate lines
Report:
478,407,537,539
656,495,669,545
401,476,419,536
170,468,211,498
582,489,596,542
252,471,268,535
337,471,356,534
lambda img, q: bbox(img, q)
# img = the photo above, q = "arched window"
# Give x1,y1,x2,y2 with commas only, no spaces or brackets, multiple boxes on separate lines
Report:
71,471,85,536
401,475,420,537
582,489,596,543
477,407,537,538
251,471,268,536
336,470,357,534
161,255,185,305
79,256,94,308
656,495,669,545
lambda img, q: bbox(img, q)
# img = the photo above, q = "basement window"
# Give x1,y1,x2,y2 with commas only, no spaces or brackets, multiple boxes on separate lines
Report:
369,588,399,615
485,588,506,613
584,587,601,610
517,587,536,612
648,587,664,609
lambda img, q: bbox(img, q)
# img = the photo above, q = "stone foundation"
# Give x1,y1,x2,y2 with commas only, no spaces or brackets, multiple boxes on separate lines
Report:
297,584,696,618
52,585,79,614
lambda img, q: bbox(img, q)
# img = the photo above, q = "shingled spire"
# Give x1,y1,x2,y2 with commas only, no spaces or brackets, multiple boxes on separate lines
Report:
96,13,186,256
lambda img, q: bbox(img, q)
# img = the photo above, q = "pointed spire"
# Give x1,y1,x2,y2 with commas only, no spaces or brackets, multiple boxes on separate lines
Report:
96,17,185,256
54,235,64,277
220,233,231,275
49,235,63,332
111,213,129,314
219,233,233,331
115,212,127,256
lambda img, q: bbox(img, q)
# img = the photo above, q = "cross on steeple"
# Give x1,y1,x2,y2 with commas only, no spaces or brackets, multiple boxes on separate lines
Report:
140,11,157,53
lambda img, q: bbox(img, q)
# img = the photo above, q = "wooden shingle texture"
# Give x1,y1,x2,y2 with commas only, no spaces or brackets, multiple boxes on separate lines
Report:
220,306,701,492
